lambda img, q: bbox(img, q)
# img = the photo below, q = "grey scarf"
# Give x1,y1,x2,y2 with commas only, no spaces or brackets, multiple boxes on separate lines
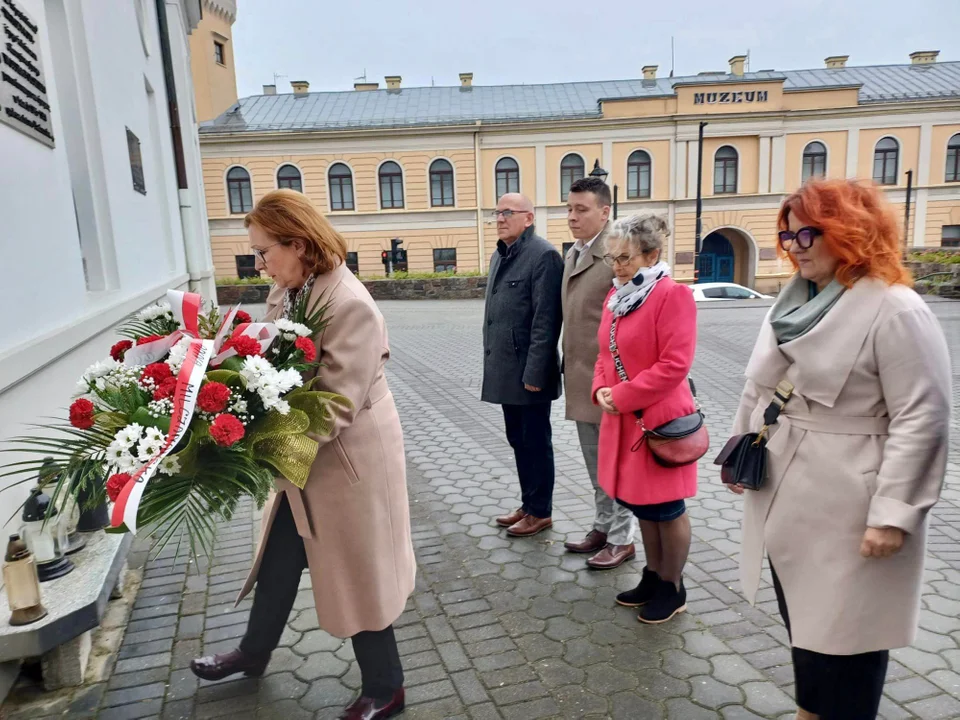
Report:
769,274,845,344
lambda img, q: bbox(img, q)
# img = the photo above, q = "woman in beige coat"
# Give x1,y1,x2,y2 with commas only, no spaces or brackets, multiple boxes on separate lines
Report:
729,179,950,720
191,190,416,720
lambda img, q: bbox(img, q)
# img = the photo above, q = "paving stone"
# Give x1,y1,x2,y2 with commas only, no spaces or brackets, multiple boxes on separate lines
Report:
666,698,724,719
712,654,766,685
905,693,960,719
298,678,355,711
662,648,712,679
293,651,350,681
886,675,942,703
742,681,796,716
98,699,165,720
610,691,665,720
691,674,743,708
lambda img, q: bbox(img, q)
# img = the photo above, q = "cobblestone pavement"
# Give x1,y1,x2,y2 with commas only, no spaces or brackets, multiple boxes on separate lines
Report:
7,299,960,720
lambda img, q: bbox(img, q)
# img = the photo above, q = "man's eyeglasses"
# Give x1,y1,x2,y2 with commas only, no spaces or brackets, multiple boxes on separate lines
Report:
491,209,528,220
252,242,282,263
778,227,822,251
602,254,636,267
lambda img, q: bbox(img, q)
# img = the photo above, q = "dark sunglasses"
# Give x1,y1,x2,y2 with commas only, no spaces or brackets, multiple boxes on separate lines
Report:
778,226,822,250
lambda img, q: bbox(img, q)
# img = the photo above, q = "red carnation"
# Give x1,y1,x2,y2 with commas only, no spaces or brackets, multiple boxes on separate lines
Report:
209,414,245,447
294,337,316,363
153,377,178,401
69,398,96,429
110,340,133,361
137,334,166,346
230,335,262,358
234,310,252,325
141,363,173,386
106,473,132,502
198,382,231,413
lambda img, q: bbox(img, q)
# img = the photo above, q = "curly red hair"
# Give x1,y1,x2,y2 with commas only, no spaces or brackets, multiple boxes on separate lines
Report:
777,179,912,288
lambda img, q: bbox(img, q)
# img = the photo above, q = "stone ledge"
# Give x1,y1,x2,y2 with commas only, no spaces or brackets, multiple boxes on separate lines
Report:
217,275,488,305
0,531,131,663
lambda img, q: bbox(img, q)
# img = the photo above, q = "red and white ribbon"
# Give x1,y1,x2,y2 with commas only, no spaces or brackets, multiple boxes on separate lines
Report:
112,338,214,533
211,323,280,367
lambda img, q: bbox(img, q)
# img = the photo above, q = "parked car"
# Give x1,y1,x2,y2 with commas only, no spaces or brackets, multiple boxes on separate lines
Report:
692,283,772,302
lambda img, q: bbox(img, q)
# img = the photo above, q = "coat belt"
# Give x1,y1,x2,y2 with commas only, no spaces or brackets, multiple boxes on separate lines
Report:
768,412,889,454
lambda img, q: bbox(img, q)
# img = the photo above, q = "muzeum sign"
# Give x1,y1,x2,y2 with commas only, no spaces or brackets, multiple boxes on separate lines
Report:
694,90,769,105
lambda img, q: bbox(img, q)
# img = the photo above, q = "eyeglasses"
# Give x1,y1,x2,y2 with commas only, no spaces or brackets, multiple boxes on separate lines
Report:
778,227,822,251
491,209,528,220
252,242,282,263
602,253,636,267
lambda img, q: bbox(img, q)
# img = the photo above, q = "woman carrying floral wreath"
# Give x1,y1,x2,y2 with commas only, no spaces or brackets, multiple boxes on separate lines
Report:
190,190,416,720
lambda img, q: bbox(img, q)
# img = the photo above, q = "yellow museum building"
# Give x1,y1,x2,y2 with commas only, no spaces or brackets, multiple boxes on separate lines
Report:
192,19,960,291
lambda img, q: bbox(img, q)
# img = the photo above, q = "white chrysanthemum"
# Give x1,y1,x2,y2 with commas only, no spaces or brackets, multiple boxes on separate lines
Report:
274,319,295,332
105,442,131,464
144,426,165,444
291,323,311,337
277,368,303,392
137,302,173,321
282,332,296,341
274,400,291,415
136,436,164,461
159,456,181,476
165,337,191,374
74,379,90,397
115,424,144,448
117,454,140,473
80,358,120,388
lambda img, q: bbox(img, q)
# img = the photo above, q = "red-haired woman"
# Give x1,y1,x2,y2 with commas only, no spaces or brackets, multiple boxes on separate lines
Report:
729,179,950,720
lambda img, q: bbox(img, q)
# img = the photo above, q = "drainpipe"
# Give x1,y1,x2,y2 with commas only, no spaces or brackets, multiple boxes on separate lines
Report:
474,121,485,272
155,0,215,296
904,169,914,260
693,121,707,282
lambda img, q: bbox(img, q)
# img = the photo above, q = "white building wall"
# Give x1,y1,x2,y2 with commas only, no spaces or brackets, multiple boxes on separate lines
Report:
0,0,213,539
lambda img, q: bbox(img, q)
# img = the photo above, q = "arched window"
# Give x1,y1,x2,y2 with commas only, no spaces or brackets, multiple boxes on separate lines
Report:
379,161,404,209
713,146,738,194
328,163,354,211
802,142,827,182
946,134,960,183
560,154,585,202
429,159,455,207
495,157,520,200
277,164,302,192
873,137,899,185
627,150,651,199
227,166,253,213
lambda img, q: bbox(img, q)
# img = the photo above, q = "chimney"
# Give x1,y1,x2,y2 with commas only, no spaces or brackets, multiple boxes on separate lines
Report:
910,50,939,65
729,55,747,77
290,80,309,96
459,72,473,88
354,82,379,91
385,75,401,90
263,84,276,95
642,65,658,80
825,55,849,69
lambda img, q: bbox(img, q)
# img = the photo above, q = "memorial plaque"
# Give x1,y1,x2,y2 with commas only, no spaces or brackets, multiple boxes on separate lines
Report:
675,252,695,265
0,0,55,147
127,128,146,195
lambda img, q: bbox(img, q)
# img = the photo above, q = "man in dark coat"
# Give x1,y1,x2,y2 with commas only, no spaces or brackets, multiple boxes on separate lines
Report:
482,193,564,538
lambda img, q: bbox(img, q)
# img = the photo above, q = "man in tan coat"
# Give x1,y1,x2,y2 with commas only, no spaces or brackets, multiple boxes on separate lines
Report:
560,177,637,569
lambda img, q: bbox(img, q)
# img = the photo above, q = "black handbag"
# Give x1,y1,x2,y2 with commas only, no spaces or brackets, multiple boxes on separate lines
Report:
713,380,794,490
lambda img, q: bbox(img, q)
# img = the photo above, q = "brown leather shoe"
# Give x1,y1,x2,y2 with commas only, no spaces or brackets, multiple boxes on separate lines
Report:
587,543,636,570
340,689,405,720
564,529,608,554
189,647,270,681
496,507,527,527
507,515,553,537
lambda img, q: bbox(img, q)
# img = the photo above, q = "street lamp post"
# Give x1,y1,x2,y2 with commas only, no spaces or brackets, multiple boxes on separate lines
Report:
590,160,617,219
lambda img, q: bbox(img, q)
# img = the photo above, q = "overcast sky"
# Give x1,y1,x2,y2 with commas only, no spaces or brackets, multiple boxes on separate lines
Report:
232,0,960,97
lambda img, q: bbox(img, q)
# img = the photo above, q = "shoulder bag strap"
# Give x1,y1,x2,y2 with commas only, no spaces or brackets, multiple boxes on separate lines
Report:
755,380,795,442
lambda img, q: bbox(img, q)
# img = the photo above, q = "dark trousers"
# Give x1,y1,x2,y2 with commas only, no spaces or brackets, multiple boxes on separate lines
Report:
240,495,404,701
771,565,888,720
502,402,555,518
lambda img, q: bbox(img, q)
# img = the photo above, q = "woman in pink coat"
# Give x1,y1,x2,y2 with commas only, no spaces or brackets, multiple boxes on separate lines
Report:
592,214,698,624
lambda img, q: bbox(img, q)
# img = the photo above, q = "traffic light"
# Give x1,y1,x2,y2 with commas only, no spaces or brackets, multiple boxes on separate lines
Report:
381,250,389,266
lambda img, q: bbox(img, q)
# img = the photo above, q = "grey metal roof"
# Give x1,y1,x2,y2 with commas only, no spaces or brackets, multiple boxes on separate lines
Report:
201,61,960,135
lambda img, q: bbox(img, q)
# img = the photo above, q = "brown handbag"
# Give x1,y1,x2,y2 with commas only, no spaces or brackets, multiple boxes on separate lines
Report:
608,318,710,468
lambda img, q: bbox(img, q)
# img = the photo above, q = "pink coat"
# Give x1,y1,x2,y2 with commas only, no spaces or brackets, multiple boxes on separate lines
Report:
591,278,698,506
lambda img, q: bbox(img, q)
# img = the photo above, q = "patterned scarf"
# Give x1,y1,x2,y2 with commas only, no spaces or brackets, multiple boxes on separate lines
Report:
282,274,316,321
607,261,671,317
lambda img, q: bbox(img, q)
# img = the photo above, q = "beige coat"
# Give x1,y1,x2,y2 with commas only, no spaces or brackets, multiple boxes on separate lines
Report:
733,276,950,655
561,225,615,424
237,265,416,638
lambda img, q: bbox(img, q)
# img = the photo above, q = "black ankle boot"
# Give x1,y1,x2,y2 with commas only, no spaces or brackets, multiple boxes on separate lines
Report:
615,566,661,607
638,577,687,624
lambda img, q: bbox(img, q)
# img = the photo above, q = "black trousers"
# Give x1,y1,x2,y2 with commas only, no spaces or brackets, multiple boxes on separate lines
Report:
240,495,404,701
771,565,888,720
502,402,555,518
